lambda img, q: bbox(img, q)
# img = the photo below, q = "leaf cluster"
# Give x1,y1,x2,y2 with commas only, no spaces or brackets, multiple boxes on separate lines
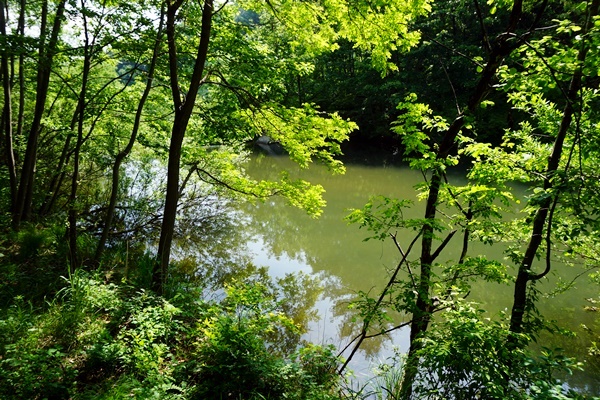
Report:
413,301,587,400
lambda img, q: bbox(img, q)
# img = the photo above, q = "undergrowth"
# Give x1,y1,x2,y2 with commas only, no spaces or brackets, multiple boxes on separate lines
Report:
2,225,593,399
0,228,342,400
0,269,343,399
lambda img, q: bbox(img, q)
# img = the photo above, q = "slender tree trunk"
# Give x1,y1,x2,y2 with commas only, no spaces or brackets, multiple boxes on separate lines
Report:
400,1,530,396
38,134,71,216
94,9,165,263
16,0,25,140
0,0,17,209
152,0,213,293
13,0,66,229
508,0,599,339
67,0,93,271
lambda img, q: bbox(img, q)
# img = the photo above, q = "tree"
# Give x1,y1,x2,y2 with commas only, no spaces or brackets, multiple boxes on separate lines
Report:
12,0,67,229
94,6,166,263
149,0,433,293
151,0,214,292
0,0,17,209
507,0,600,340
342,0,546,383
341,0,600,397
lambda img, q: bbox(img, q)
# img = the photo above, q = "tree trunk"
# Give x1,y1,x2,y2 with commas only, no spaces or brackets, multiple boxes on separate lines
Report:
38,134,71,216
16,0,25,141
95,9,165,263
508,0,599,339
0,0,17,209
67,0,92,272
400,1,529,396
13,0,66,229
152,0,213,293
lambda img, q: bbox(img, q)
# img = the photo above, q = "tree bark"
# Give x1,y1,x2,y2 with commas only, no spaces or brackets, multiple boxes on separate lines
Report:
152,0,213,293
16,0,25,141
0,0,17,209
67,0,93,271
38,134,71,216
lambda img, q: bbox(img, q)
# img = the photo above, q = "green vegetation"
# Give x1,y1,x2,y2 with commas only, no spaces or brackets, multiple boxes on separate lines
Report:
0,236,340,399
340,0,600,398
1,0,600,398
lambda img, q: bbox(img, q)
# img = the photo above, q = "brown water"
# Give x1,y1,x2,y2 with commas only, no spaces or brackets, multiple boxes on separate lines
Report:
230,152,600,394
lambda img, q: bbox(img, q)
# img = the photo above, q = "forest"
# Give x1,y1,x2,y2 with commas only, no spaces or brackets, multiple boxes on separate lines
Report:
1,0,600,398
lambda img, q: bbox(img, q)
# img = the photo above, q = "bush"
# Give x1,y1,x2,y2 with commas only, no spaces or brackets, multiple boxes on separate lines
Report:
411,301,586,400
0,345,76,399
0,299,76,399
0,224,68,305
188,281,341,399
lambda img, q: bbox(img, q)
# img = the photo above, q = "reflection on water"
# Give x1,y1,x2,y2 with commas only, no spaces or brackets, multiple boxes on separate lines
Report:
230,152,599,393
164,148,599,392
171,200,324,356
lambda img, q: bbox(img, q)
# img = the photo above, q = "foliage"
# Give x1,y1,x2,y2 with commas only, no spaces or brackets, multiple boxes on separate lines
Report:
190,312,339,399
0,224,69,305
3,0,600,397
346,195,416,241
341,1,600,398
359,351,406,399
412,301,589,400
0,265,341,400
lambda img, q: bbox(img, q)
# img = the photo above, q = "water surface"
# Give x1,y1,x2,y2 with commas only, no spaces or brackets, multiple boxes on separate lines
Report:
220,151,599,393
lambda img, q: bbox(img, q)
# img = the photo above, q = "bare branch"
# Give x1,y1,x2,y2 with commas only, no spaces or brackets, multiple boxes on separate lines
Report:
363,305,449,339
431,229,457,262
441,61,461,114
338,228,423,374
195,166,279,198
391,232,417,289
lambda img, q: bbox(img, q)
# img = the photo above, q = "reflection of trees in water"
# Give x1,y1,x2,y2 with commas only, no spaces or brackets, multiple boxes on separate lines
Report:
235,154,423,356
236,186,396,288
239,153,427,286
236,197,398,353
92,160,324,354
334,296,394,358
170,195,324,355
330,288,411,359
88,161,235,250
237,199,410,356
538,324,600,396
85,161,167,244
170,154,600,389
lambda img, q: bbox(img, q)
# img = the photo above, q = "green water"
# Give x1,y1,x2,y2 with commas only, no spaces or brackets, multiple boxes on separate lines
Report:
232,152,599,393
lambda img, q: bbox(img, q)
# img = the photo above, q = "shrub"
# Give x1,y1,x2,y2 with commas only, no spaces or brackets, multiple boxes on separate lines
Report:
187,281,341,399
0,345,76,399
411,301,586,400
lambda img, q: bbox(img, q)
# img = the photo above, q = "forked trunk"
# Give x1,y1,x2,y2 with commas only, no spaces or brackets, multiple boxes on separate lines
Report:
508,0,599,341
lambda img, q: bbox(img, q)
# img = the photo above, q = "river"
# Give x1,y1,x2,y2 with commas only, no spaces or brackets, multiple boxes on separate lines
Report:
185,149,600,395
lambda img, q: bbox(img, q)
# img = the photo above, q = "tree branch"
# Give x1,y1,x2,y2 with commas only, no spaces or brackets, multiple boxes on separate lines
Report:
338,228,423,374
473,0,491,53
431,229,457,262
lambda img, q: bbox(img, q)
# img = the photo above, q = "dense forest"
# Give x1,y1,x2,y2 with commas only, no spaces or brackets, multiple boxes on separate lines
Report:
1,0,600,398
